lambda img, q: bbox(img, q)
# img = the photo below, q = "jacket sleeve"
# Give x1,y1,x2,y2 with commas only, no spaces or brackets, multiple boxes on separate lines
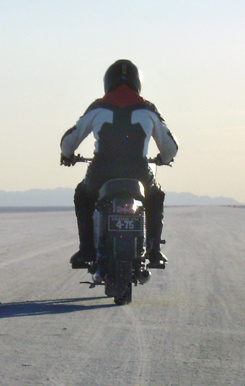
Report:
151,107,178,164
60,110,95,158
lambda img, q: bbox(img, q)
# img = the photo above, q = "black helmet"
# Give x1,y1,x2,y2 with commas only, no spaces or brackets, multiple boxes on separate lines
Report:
104,59,141,94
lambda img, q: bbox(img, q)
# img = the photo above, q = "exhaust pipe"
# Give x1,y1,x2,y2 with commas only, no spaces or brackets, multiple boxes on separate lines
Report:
136,269,151,285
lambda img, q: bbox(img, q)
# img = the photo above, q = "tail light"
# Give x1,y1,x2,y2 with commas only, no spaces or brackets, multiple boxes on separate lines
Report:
116,204,135,214
114,199,143,214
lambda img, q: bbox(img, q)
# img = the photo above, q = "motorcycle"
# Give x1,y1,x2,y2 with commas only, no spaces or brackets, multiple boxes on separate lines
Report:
75,155,166,305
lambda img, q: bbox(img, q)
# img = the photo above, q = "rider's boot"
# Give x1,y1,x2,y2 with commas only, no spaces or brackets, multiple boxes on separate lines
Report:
144,188,167,269
70,248,95,269
70,184,96,269
145,238,168,269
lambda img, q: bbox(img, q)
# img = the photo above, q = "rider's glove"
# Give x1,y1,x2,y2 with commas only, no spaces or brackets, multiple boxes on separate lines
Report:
60,153,77,166
155,153,174,166
155,153,164,166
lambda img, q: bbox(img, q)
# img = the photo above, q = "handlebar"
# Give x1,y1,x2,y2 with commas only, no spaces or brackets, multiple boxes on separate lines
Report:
74,154,169,165
74,155,92,163
148,157,160,164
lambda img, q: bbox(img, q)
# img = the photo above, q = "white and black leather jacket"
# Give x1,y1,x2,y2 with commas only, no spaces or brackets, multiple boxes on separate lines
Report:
61,85,178,165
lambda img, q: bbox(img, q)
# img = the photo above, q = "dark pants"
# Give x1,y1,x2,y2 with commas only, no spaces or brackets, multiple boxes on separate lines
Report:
74,157,165,256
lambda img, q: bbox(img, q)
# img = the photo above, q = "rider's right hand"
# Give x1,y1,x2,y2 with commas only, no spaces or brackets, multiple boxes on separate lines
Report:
154,153,164,166
154,153,174,166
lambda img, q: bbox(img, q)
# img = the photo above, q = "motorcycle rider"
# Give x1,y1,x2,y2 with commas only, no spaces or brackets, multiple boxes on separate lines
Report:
60,59,178,269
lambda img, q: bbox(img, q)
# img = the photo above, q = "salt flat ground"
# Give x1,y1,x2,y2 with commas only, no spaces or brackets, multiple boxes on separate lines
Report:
0,206,244,386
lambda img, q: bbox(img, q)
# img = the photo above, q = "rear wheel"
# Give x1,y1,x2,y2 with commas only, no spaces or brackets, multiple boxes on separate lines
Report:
114,282,132,305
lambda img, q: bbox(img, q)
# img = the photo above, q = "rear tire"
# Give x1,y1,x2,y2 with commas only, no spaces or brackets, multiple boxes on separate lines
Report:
114,282,132,305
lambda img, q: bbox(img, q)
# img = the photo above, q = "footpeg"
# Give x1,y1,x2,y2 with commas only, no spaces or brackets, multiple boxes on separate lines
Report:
71,262,89,269
147,260,166,269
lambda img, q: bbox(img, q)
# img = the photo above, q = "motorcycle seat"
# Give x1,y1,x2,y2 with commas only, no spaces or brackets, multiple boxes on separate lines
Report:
98,178,145,201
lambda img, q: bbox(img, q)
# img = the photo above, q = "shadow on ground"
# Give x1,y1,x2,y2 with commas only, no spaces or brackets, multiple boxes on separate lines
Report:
0,297,116,318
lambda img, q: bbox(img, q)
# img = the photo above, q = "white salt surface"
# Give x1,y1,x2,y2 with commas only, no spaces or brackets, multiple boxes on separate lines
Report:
0,206,244,386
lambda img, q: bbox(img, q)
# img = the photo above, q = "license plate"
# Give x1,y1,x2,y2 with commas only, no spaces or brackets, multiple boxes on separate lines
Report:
109,215,141,231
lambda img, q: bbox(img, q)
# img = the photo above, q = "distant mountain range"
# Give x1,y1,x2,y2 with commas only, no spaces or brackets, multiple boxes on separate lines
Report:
0,188,242,207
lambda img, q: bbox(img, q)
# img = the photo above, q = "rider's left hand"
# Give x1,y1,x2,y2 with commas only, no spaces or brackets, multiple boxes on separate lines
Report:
60,153,77,166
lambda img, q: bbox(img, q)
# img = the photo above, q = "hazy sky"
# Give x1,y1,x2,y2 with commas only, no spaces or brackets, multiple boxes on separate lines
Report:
1,0,244,202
